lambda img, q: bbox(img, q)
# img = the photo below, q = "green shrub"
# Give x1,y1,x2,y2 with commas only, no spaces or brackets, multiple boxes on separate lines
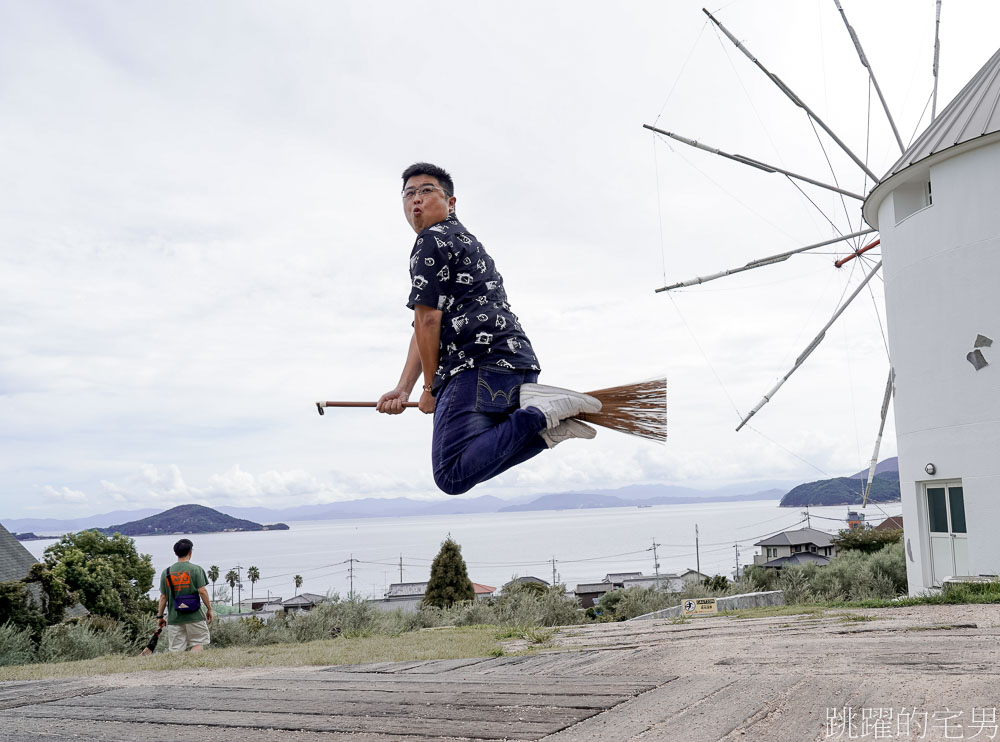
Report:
38,619,133,663
733,566,779,594
832,527,903,554
207,617,253,648
777,568,813,604
607,587,677,621
0,581,46,640
0,622,37,666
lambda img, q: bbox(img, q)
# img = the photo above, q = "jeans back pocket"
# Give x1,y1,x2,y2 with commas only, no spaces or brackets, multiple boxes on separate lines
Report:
475,367,526,414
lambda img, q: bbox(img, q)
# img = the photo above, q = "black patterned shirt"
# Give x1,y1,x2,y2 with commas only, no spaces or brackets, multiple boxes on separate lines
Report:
406,213,540,392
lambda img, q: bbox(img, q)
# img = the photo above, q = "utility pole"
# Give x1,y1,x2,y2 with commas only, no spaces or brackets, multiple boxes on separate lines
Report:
734,543,741,580
803,506,811,528
399,554,404,583
348,554,355,598
651,539,661,589
235,565,243,609
695,524,701,576
551,556,558,587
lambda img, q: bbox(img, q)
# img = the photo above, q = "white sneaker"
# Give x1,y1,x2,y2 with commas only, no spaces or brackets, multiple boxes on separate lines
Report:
540,418,597,448
520,383,602,430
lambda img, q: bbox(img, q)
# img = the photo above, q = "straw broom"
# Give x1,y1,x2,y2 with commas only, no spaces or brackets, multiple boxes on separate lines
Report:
316,377,667,442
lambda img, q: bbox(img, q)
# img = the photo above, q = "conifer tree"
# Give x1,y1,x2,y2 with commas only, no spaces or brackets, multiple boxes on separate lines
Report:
422,537,475,608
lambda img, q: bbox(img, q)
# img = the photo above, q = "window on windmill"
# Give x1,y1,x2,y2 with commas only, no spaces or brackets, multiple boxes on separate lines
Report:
893,178,932,224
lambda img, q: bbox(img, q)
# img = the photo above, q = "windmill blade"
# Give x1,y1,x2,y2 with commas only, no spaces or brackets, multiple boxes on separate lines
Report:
932,0,943,119
703,8,881,183
644,125,865,200
655,229,875,292
833,0,905,153
862,369,895,506
736,260,883,431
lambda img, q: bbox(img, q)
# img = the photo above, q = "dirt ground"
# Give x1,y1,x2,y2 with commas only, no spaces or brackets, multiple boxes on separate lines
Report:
2,604,998,741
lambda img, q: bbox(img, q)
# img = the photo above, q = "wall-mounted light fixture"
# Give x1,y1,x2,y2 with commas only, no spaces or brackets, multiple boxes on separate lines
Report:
925,463,936,475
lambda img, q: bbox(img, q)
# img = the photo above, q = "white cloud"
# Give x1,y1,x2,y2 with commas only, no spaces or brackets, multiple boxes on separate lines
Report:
41,486,89,504
0,0,987,517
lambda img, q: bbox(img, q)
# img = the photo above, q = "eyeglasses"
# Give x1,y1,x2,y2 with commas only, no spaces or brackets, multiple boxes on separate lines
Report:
402,185,448,201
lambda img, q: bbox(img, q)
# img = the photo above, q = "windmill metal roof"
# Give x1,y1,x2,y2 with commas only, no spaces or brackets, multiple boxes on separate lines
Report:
865,46,1000,227
0,523,39,583
886,46,1000,179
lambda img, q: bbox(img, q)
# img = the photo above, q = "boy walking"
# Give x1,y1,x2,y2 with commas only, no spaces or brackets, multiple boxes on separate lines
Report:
157,538,213,652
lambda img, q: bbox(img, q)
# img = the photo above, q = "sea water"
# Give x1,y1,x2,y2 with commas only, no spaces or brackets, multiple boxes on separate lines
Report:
21,500,902,602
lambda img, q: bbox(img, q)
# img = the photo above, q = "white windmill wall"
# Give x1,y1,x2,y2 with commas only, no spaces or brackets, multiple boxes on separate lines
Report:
875,137,1000,594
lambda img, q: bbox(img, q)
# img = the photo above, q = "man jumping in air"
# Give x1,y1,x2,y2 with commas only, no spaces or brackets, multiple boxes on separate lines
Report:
377,162,601,494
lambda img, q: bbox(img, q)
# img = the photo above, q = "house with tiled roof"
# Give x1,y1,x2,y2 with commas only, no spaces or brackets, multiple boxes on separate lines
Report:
0,523,38,584
281,592,327,613
753,527,838,569
574,582,613,608
875,516,904,532
604,572,643,588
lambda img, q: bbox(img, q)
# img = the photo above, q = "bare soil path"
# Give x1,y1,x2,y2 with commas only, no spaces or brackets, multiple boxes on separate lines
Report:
2,604,997,741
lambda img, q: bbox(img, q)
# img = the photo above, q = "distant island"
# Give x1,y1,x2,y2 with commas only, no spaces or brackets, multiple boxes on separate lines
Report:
99,504,289,537
12,532,57,541
780,463,901,507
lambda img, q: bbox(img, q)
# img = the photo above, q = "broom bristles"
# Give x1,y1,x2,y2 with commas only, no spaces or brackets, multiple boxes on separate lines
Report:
576,378,667,442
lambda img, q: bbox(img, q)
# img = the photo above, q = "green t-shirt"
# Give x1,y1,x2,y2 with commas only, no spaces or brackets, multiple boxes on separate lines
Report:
160,561,208,625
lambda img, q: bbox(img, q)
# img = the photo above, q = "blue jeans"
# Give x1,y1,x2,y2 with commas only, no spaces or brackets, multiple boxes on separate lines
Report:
432,367,547,495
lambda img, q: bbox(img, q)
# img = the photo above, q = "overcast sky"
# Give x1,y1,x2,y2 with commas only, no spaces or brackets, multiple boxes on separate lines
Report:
2,1,998,519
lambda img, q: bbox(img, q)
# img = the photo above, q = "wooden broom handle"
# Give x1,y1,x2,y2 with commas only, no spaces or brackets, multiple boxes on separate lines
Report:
316,401,419,415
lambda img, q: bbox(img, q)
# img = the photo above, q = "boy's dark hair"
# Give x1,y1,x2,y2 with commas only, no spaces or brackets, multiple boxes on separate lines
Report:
401,162,454,197
173,539,193,558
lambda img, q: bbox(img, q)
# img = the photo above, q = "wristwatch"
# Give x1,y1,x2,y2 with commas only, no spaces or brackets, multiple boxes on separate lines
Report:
422,383,433,392
157,614,164,619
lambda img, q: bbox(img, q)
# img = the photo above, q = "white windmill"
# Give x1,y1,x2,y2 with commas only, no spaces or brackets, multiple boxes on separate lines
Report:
648,2,1000,593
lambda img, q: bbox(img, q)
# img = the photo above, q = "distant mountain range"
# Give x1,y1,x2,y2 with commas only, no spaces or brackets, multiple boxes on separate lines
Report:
4,481,792,536
4,461,899,537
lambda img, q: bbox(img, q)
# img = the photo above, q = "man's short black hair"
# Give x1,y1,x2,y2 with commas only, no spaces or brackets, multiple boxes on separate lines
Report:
401,162,454,197
173,539,193,558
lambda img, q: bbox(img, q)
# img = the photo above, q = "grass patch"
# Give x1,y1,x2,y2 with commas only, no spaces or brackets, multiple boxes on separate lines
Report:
495,626,555,644
904,623,977,632
835,614,881,623
0,625,502,682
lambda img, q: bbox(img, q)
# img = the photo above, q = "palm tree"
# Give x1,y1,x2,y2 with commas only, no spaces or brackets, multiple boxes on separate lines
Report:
294,574,303,595
247,566,260,605
225,569,238,606
208,565,220,602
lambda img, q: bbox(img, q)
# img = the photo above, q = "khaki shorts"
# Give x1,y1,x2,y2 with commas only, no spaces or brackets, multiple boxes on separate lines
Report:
167,620,211,652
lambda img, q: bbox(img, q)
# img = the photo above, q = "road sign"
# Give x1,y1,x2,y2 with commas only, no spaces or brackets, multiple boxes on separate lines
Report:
683,598,718,616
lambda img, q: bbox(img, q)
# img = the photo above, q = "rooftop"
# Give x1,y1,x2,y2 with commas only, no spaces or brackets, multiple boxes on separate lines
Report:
754,527,835,549
0,523,38,584
885,46,1000,180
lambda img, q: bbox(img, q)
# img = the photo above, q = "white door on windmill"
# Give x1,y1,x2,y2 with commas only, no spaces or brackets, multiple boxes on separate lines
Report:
926,483,969,585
